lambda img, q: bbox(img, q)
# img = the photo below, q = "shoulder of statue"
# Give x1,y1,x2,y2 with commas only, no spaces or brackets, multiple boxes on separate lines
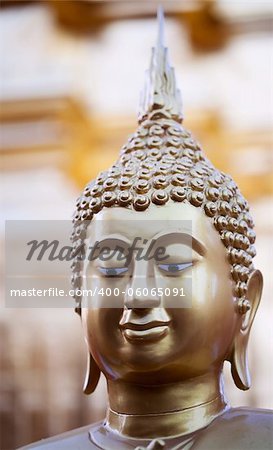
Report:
17,421,103,450
193,407,273,450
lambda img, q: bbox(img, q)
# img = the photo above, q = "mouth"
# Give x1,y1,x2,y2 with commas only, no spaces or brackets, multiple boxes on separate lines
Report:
120,320,170,343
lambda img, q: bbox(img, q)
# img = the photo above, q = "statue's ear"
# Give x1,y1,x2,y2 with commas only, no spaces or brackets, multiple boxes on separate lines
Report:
83,351,101,395
231,269,263,390
77,309,101,395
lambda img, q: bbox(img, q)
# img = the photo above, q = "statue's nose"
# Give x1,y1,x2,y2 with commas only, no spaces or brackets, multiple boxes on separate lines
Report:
124,260,161,309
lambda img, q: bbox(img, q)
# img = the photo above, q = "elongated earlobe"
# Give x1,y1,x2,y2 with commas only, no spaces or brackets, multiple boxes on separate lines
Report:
231,337,251,390
83,351,101,395
231,270,263,390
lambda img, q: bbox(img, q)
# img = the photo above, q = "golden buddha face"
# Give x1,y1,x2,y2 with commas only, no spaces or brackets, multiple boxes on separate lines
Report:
81,202,238,384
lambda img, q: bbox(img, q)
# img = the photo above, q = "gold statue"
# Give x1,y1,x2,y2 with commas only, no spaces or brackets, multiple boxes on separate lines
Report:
22,8,272,450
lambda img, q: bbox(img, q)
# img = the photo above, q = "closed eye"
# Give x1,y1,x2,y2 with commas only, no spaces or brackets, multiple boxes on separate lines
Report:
158,262,193,274
98,267,129,277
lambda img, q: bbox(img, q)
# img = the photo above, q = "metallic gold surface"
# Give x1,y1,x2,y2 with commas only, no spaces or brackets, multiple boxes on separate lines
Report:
20,8,272,450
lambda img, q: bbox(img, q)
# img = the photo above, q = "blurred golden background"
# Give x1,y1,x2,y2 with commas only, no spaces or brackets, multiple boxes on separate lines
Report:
0,1,273,449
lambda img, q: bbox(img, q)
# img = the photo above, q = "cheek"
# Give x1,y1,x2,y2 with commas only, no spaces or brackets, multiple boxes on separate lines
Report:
199,263,235,333
82,308,123,371
84,273,128,308
171,262,237,362
192,258,233,308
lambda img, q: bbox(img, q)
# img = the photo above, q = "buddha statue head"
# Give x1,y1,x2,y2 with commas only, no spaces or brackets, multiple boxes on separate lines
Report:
70,9,263,439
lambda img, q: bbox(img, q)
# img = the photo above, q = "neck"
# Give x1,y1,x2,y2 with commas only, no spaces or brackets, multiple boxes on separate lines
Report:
106,371,227,439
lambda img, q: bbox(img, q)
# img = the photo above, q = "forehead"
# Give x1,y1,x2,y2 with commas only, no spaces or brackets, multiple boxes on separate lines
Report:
87,202,222,251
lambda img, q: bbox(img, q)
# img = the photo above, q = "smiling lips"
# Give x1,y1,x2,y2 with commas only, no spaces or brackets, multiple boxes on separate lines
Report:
120,320,170,343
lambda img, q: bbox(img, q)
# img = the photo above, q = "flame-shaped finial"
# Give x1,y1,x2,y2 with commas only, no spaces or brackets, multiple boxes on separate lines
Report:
157,4,165,47
138,6,183,124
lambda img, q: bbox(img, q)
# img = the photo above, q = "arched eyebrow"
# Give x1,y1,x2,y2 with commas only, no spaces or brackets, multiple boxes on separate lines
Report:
93,236,131,247
153,231,207,257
